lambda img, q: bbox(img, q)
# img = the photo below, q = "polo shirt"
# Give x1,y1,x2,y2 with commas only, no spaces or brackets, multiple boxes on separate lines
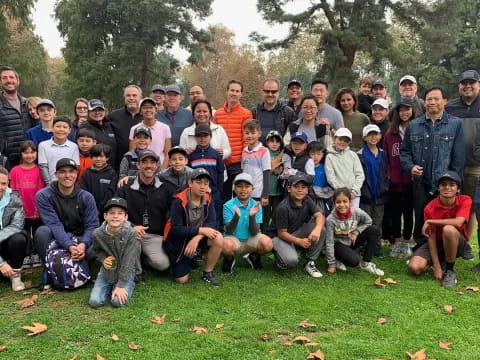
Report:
241,143,271,198
187,145,224,192
38,138,80,181
223,197,263,241
25,124,53,146
156,107,193,147
129,120,171,164
316,104,344,130
424,194,472,240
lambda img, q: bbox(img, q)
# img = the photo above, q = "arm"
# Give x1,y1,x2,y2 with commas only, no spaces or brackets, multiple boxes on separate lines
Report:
162,138,172,169
351,153,365,196
225,213,240,235
399,125,415,173
354,208,373,235
118,156,130,178
248,202,262,236
325,155,343,190
91,230,109,264
117,229,138,287
217,153,225,190
325,219,336,267
80,192,100,247
261,170,270,200
427,233,443,280
170,199,201,238
72,145,80,166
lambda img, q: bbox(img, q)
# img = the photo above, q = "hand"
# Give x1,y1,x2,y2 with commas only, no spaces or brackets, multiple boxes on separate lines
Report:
411,165,423,176
260,198,269,207
103,256,115,269
350,232,358,245
422,221,431,237
117,176,129,188
111,287,129,305
134,225,149,240
184,238,200,257
249,202,261,216
433,265,443,281
233,205,241,217
215,148,224,157
327,267,336,274
350,192,356,199
185,147,194,154
0,263,14,277
200,227,219,240
297,237,311,249
318,117,330,125
308,228,321,243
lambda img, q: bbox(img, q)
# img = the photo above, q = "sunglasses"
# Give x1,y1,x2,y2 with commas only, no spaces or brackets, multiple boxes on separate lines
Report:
263,89,279,94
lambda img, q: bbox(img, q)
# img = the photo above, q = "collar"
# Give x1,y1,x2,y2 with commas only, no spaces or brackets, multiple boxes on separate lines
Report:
130,175,162,190
141,120,158,129
424,111,446,123
50,138,69,147
433,195,460,209
233,197,254,208
244,143,262,152
336,209,352,220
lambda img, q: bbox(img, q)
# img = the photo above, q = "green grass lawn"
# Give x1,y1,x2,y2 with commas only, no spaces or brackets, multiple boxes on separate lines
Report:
1,244,480,360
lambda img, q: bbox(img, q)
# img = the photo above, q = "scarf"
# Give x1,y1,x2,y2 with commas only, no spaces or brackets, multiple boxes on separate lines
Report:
335,208,352,220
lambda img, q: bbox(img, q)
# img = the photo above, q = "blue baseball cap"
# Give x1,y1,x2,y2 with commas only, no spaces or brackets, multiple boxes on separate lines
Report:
438,171,461,185
291,131,308,143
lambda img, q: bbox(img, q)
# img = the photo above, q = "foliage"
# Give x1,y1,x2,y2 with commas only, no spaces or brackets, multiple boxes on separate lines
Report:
0,0,35,46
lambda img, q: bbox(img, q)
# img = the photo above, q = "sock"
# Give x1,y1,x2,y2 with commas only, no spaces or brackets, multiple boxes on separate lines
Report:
445,261,455,271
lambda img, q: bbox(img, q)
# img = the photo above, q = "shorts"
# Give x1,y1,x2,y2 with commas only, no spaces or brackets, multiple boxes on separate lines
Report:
413,235,466,265
225,233,263,255
170,237,209,279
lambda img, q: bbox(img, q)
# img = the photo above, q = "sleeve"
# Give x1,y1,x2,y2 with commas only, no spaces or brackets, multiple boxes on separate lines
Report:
450,120,465,177
119,156,129,178
129,126,135,141
325,154,342,190
26,129,33,141
255,203,263,224
170,199,200,239
457,195,472,220
423,201,433,222
91,229,108,263
283,129,291,147
217,153,225,189
304,159,315,176
117,229,139,288
399,125,415,173
80,192,100,247
0,202,25,243
204,199,217,229
261,170,270,199
72,145,80,167
37,143,51,184
473,122,480,163
248,215,260,236
165,124,172,139
218,126,231,160
334,110,344,129
274,204,289,231
325,218,336,267
351,153,365,196
79,171,89,191
8,168,18,190
354,208,372,235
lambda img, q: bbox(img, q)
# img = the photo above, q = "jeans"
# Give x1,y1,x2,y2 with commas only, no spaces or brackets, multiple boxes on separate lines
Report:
89,272,135,308
412,181,435,245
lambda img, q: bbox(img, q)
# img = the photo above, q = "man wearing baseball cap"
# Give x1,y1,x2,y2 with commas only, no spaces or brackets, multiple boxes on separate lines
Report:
396,75,425,117
150,84,165,112
286,79,303,117
370,98,390,146
371,80,392,106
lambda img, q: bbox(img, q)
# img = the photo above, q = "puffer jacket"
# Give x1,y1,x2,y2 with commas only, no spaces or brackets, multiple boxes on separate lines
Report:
0,190,25,266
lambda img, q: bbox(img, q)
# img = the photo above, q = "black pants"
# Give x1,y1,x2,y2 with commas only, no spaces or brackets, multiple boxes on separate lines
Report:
222,163,242,203
388,189,414,239
412,181,435,245
0,232,28,269
334,226,380,267
24,218,43,254
262,195,282,234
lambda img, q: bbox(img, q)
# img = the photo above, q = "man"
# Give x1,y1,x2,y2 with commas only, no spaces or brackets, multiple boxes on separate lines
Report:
156,84,193,147
34,158,99,264
186,85,215,114
397,75,425,117
213,80,252,202
446,69,480,269
371,80,392,107
408,171,471,287
108,85,143,170
400,86,465,247
370,98,390,147
150,84,165,112
286,79,303,118
251,79,296,142
0,66,32,165
311,79,344,133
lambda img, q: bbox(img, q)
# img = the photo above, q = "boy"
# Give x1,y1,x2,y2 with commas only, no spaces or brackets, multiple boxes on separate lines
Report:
268,174,325,277
119,126,152,184
80,144,118,221
158,146,192,193
89,197,138,307
76,128,96,183
325,128,365,209
408,171,472,287
308,141,333,215
26,99,56,146
164,168,224,286
222,173,273,273
38,116,79,185
357,76,374,116
241,120,271,206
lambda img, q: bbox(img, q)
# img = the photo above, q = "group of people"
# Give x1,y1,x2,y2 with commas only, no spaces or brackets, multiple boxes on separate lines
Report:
0,64,479,308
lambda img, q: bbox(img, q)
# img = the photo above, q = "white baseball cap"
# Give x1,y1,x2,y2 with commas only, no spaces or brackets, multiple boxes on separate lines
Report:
399,75,417,85
362,124,381,137
334,128,352,140
371,98,389,110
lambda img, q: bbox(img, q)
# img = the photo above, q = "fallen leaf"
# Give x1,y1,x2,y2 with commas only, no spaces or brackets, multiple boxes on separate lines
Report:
21,322,47,336
69,356,78,360
307,350,325,359
23,280,32,288
40,289,56,295
283,340,293,346
374,278,386,288
456,291,464,295
444,305,455,314
171,318,180,323
299,320,316,328
384,278,397,284
215,323,224,329
111,334,119,342
260,333,269,341
464,286,479,292
0,345,6,352
151,314,166,325
15,294,39,309
439,340,452,350
377,317,388,325
305,342,319,347
406,348,428,360
292,336,311,344
96,355,105,360
268,349,276,354
190,326,208,334
22,290,32,295
128,342,139,350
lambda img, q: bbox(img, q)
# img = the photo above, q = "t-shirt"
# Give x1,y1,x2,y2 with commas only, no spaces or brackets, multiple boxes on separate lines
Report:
9,165,45,218
258,110,276,144
129,121,171,164
342,112,370,150
298,123,317,143
269,195,319,236
38,138,80,183
223,197,263,241
316,104,344,130
26,124,53,146
241,143,271,198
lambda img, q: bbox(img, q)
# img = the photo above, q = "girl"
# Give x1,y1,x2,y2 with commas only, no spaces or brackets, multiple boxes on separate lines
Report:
325,187,384,275
308,141,333,216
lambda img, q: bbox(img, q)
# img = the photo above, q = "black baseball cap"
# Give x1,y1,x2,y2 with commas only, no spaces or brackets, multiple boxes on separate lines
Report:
396,97,414,108
287,79,302,89
138,149,159,162
438,171,461,186
459,70,480,83
88,99,105,111
168,146,187,158
194,124,212,136
133,126,152,138
189,168,211,181
55,158,77,171
104,197,128,212
288,173,311,186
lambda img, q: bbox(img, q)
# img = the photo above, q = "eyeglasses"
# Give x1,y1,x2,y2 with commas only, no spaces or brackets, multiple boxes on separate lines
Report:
76,107,88,111
301,106,317,111
263,89,279,94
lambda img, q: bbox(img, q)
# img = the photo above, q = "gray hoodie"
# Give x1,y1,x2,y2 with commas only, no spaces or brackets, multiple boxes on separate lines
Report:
325,145,364,196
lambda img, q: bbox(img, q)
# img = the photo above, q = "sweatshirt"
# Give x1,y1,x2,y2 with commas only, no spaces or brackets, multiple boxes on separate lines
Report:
80,165,118,213
325,145,365,196
157,166,193,193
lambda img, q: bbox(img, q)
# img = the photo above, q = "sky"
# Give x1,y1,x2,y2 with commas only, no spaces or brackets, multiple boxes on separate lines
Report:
33,0,310,62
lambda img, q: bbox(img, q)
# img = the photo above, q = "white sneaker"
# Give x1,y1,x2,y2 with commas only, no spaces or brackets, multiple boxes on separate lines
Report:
22,255,32,269
336,261,347,271
360,261,384,276
10,269,25,292
31,254,42,268
304,261,323,278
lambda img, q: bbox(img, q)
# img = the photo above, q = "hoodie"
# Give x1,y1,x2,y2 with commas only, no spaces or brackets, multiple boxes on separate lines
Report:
157,166,193,193
80,165,118,212
325,145,365,196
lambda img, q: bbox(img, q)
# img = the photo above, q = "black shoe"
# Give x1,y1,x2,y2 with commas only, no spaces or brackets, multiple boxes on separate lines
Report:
134,273,146,284
190,258,200,271
221,257,235,275
471,263,480,272
245,253,263,270
201,271,223,287
462,243,474,261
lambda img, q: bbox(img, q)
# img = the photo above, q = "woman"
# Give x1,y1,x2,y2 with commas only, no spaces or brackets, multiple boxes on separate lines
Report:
70,98,89,140
25,96,41,125
179,99,231,160
334,88,370,151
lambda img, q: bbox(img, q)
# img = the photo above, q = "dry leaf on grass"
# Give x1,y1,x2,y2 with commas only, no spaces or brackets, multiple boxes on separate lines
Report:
0,345,6,352
268,349,276,354
40,289,56,295
128,342,139,350
377,317,388,325
293,336,311,344
190,326,208,334
284,340,293,346
439,340,452,350
383,278,397,284
22,290,32,295
15,294,39,309
215,323,224,329
374,278,386,288
260,333,269,341
69,356,78,360
456,291,464,295
444,305,455,314
21,322,47,336
307,350,325,359
464,286,479,292
111,334,119,342
299,320,316,328
171,318,180,323
406,348,430,360
305,342,319,347
151,314,166,325
23,280,32,288
96,355,105,360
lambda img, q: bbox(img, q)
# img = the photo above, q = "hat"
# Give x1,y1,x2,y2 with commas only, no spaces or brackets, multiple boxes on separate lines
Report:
459,70,480,83
399,75,417,85
266,130,282,141
362,124,381,137
88,99,105,111
291,131,308,143
55,158,77,171
133,126,152,138
189,167,211,181
372,80,386,88
287,79,302,89
438,171,461,185
194,124,212,136
138,149,159,162
139,97,156,108
168,146,187,158
233,173,254,186
288,173,311,186
36,98,55,109
371,98,389,110
165,84,181,94
334,128,352,140
151,84,165,93
396,97,414,108
104,197,128,212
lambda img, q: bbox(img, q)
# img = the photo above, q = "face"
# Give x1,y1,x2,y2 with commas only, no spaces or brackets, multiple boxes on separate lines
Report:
56,167,77,189
227,83,243,104
244,129,261,146
37,105,56,122
371,106,388,123
333,136,350,152
0,173,8,198
52,121,71,141
425,89,446,116
150,91,165,106
364,132,381,146
137,157,158,178
194,103,211,124
124,87,141,111
234,181,253,201
311,83,328,105
165,91,182,109
339,93,355,113
27,104,39,120
288,182,308,201
88,108,105,122
287,85,302,102
134,134,151,150
262,80,279,106
169,153,187,173
438,180,458,199
140,102,156,119
399,80,417,97
301,99,318,121
21,148,37,164
309,150,324,166
372,85,387,99
0,70,19,94
92,153,108,168
195,133,211,148
189,86,205,104
104,207,128,229
189,177,210,197
359,83,371,95
398,106,413,122
334,193,351,214
459,80,480,100
266,138,281,151
291,139,307,155
75,101,88,119
77,137,96,152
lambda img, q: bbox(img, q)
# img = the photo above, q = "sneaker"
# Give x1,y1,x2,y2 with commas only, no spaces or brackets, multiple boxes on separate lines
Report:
360,261,384,276
471,263,480,272
304,261,323,278
244,253,263,270
22,255,32,269
10,269,25,292
221,257,235,275
389,243,403,257
336,261,347,271
201,271,223,287
401,243,412,258
31,254,42,268
462,243,474,261
441,270,457,287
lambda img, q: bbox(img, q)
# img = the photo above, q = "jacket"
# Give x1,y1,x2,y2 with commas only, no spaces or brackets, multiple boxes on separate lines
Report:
283,118,328,145
187,146,224,192
357,147,389,205
0,190,25,266
119,150,139,178
157,166,193,193
80,165,118,212
77,152,93,184
251,101,297,137
383,129,411,192
325,145,365,196
80,119,117,167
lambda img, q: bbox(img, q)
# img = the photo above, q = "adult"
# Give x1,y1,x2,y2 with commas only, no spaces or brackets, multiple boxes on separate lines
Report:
179,99,231,160
445,69,480,269
150,84,165,112
285,79,303,118
108,85,143,170
371,79,392,106
311,79,344,133
25,97,41,125
397,75,425,117
370,98,391,147
0,66,33,165
80,99,117,167
251,79,296,142
333,88,370,150
400,86,465,247
70,98,89,140
34,158,99,266
129,97,171,169
213,80,252,201
156,84,193,147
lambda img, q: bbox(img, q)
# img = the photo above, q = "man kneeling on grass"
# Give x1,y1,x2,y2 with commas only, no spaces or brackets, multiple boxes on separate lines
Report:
164,168,224,286
408,171,472,287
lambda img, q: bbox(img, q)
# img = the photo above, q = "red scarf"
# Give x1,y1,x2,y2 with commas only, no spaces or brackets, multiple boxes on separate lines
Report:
335,209,352,220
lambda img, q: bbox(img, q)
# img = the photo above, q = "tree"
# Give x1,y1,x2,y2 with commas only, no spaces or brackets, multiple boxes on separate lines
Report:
0,0,34,46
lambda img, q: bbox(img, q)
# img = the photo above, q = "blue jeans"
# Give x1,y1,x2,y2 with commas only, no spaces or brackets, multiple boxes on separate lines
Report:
89,272,135,308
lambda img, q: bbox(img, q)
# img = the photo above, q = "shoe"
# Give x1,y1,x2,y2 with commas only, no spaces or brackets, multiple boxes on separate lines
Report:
22,255,32,269
134,273,146,284
336,261,347,271
304,261,323,278
389,243,403,257
10,269,25,292
360,261,384,276
190,258,200,271
401,243,412,258
244,253,263,270
441,270,457,287
374,248,385,259
462,243,474,261
221,257,235,275
471,263,480,272
31,254,42,268
201,271,223,287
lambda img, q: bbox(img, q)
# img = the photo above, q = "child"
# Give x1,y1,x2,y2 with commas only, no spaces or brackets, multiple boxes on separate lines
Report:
119,126,152,184
26,99,56,146
264,130,284,232
80,144,118,221
308,141,333,216
158,146,192,193
76,128,96,184
268,174,325,277
325,187,384,275
281,131,315,184
357,76,374,116
325,128,364,209
222,173,273,273
38,116,79,185
164,168,224,286
89,197,138,307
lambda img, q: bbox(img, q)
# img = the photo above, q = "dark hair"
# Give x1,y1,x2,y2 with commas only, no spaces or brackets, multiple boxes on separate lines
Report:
0,66,19,80
53,116,71,128
389,105,414,134
192,99,213,121
333,187,352,202
359,76,374,87
227,80,243,92
73,98,88,121
299,94,319,108
20,140,37,154
266,134,284,151
333,88,358,113
0,166,8,176
424,86,447,100
77,128,96,140
308,141,326,163
243,119,261,131
311,79,329,90
91,143,111,158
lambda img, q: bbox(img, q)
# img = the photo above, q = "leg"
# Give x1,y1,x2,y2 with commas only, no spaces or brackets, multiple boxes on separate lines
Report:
401,189,414,240
272,236,298,268
442,225,460,263
34,226,54,263
141,234,170,271
462,171,478,240
89,272,114,307
412,181,434,245
256,234,273,255
334,242,359,267
1,232,28,269
305,229,325,261
111,273,136,307
388,191,402,239
205,234,224,272
408,243,431,275
353,226,380,263
351,196,360,209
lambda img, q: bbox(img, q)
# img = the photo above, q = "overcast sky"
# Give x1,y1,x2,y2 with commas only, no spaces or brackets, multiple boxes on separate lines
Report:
33,0,310,61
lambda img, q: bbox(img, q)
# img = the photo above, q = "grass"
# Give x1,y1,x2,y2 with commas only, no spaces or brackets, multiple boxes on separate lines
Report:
1,243,480,360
